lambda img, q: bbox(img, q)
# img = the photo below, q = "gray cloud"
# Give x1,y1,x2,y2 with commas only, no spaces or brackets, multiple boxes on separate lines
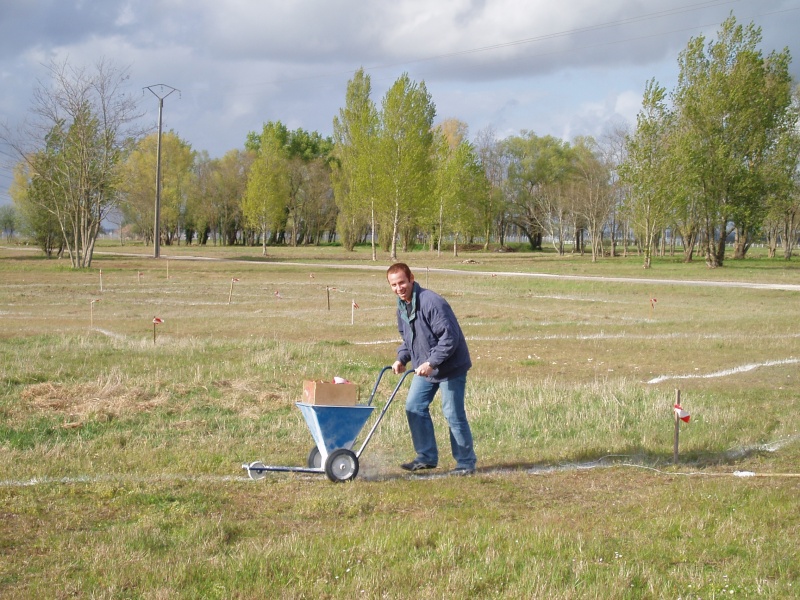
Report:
2,0,799,205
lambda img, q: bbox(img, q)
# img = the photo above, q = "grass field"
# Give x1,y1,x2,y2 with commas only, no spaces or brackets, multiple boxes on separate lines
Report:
1,242,799,599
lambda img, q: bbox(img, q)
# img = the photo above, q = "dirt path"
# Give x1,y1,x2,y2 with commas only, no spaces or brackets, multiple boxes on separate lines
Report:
4,246,800,292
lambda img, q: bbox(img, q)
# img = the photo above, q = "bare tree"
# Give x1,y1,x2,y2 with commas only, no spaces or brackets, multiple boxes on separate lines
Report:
600,119,630,257
2,57,143,267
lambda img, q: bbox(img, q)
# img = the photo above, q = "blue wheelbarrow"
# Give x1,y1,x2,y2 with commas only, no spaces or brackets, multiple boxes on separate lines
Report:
242,367,414,483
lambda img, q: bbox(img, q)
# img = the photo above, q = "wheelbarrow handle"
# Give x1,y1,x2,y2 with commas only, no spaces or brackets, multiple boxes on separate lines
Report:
356,368,414,458
366,365,394,406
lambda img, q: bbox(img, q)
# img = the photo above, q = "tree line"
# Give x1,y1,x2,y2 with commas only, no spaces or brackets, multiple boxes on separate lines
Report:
4,15,799,268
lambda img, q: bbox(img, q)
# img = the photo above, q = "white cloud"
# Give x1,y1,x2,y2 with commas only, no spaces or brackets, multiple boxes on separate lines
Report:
2,0,799,205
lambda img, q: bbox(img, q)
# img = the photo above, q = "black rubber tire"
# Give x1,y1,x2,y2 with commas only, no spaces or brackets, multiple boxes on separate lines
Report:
307,446,322,469
324,448,359,483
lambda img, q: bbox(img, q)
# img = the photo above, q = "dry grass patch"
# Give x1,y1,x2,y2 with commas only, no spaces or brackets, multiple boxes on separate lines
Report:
18,379,169,423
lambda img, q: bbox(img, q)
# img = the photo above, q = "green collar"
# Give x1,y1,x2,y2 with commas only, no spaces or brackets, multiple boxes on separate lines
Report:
398,284,418,324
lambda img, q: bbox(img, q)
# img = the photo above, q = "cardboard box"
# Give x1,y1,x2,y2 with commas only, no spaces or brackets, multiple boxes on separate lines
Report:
302,380,358,406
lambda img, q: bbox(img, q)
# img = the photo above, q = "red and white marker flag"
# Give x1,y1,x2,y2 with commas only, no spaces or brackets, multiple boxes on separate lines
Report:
352,300,359,309
674,403,690,423
650,297,658,309
152,316,164,344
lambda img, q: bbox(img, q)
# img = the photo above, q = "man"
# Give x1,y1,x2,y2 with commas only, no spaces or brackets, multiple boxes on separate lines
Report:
387,262,477,475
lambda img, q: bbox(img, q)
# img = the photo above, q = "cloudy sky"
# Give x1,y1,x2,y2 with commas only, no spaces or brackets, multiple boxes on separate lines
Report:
1,0,799,206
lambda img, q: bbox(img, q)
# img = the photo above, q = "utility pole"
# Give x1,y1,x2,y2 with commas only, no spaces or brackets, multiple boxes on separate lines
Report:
144,84,180,259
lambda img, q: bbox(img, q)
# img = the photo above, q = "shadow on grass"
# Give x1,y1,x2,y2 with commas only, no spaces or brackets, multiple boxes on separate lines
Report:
358,439,797,482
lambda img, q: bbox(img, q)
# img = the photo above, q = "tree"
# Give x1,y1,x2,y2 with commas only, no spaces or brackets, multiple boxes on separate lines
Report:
431,124,487,256
282,128,333,246
762,94,800,259
244,122,333,248
620,79,676,268
242,124,290,255
302,158,337,244
598,120,630,258
9,160,62,255
571,136,613,262
213,149,252,245
2,57,142,267
672,15,794,266
504,132,572,252
475,126,509,248
332,68,380,254
118,131,194,245
0,205,17,240
376,73,436,260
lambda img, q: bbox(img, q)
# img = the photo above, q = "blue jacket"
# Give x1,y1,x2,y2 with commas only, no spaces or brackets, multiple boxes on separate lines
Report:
395,282,471,382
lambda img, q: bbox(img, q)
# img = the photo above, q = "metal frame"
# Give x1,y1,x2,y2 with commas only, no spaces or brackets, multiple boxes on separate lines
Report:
243,367,414,480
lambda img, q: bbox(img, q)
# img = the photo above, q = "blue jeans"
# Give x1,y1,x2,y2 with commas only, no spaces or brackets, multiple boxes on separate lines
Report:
405,372,476,469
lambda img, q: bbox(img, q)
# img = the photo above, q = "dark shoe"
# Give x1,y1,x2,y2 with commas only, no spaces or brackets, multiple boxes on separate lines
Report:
400,460,437,472
450,466,475,476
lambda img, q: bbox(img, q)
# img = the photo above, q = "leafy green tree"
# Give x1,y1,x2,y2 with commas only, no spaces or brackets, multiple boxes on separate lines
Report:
283,129,333,246
672,15,794,266
242,124,290,254
301,158,338,244
119,131,194,245
376,73,436,260
211,149,252,245
189,149,252,247
0,204,17,240
244,121,333,248
9,161,62,255
332,68,380,254
431,123,487,256
762,93,800,259
619,79,676,268
504,132,573,253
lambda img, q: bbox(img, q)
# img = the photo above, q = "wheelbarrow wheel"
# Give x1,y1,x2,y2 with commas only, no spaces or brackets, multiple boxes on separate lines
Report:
245,461,268,481
307,446,322,469
325,448,359,483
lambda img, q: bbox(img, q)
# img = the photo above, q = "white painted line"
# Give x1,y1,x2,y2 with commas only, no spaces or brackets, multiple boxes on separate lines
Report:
647,358,799,384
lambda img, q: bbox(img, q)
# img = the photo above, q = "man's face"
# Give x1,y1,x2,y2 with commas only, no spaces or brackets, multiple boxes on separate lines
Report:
388,271,414,303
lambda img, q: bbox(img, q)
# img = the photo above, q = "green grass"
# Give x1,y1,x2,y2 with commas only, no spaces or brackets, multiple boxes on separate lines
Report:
1,243,799,598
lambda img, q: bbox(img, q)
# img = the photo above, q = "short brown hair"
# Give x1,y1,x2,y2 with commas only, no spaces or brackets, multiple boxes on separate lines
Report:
386,262,412,280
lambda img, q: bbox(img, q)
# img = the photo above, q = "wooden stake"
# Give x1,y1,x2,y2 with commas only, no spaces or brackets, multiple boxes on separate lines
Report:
152,317,164,344
90,299,99,328
326,286,330,311
99,269,103,292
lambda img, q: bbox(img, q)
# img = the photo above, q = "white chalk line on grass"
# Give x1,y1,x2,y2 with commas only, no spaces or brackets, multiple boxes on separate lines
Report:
647,357,799,384
0,473,248,488
4,435,799,488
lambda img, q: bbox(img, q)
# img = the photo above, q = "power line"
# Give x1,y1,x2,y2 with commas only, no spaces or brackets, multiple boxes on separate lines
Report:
232,0,788,91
